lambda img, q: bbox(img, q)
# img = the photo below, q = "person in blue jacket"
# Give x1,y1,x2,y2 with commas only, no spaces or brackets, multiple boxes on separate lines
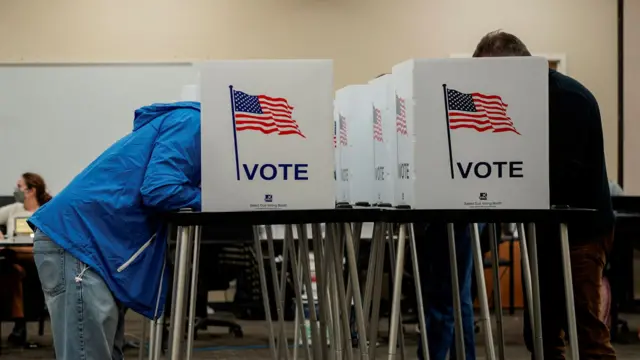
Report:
29,102,201,360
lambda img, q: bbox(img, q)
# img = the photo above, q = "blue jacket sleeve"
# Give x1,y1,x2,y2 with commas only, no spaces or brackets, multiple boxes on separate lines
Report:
140,109,202,211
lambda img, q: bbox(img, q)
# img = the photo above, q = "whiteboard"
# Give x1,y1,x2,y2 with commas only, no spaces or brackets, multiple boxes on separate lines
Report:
0,63,198,193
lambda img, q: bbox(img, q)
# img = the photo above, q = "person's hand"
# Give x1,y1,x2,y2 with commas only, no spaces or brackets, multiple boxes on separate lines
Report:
0,232,4,240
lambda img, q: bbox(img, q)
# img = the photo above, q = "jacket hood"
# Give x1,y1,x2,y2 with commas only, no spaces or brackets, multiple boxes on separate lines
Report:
133,101,201,131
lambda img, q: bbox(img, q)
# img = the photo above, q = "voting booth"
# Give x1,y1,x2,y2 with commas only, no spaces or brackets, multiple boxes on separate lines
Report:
335,85,375,206
368,75,396,206
161,57,585,360
199,60,335,212
392,57,550,209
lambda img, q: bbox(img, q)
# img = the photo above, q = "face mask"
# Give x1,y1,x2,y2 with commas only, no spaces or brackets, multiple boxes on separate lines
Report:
13,188,25,204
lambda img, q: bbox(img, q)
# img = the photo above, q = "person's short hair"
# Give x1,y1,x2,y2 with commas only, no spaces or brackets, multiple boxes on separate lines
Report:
472,30,532,57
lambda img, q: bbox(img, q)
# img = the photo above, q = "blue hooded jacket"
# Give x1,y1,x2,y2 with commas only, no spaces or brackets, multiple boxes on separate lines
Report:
28,102,201,319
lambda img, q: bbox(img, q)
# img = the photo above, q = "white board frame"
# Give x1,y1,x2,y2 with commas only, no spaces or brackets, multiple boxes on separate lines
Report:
0,62,198,193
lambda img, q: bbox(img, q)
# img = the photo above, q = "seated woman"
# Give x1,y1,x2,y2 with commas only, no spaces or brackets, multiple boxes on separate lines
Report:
0,172,51,345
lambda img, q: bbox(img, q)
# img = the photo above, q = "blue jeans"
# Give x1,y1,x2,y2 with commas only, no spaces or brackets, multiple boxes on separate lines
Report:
416,223,481,360
33,230,126,360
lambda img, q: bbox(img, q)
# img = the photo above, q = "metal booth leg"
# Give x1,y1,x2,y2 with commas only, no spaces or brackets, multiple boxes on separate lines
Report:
362,223,381,332
280,227,294,359
527,224,543,360
169,225,195,360
266,225,291,360
488,223,505,360
312,223,331,359
286,225,312,360
516,224,535,337
252,225,279,360
185,226,202,360
329,223,354,360
162,224,185,360
326,223,343,360
471,224,496,360
560,223,579,360
151,315,165,360
343,223,370,359
297,224,323,360
292,230,307,360
447,224,466,360
368,223,387,360
387,224,407,360
409,224,430,360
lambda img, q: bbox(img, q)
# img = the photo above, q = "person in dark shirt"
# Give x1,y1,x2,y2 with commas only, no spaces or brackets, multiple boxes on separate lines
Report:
473,31,616,360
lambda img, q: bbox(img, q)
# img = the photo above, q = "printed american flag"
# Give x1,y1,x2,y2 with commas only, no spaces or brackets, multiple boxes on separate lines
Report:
446,88,519,135
395,94,407,136
233,90,305,138
333,121,337,148
339,114,348,146
373,106,383,142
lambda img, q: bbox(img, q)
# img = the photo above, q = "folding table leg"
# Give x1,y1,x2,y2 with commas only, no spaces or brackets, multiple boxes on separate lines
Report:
368,223,387,360
409,224,430,360
471,224,496,360
386,224,406,359
560,223,579,360
252,225,279,360
527,224,543,360
266,225,290,360
447,223,466,360
488,223,505,360
387,224,407,360
185,226,202,360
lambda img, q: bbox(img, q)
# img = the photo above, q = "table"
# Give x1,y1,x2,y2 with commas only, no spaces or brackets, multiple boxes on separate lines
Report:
158,208,596,360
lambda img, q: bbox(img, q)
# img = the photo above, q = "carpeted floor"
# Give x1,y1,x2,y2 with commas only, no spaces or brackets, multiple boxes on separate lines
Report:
0,312,638,359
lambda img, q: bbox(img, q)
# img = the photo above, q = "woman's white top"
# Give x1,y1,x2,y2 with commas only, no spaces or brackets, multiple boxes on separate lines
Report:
0,202,34,238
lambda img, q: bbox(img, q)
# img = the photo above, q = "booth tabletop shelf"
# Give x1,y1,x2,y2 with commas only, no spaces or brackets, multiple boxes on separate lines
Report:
162,208,598,226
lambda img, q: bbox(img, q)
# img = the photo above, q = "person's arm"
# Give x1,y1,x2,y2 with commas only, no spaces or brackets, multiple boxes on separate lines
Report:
140,109,201,212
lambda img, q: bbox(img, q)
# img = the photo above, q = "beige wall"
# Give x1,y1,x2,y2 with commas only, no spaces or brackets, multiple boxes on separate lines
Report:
0,0,618,176
624,0,640,194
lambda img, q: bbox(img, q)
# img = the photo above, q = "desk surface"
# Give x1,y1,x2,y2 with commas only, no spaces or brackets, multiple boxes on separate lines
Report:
163,208,598,226
0,236,34,246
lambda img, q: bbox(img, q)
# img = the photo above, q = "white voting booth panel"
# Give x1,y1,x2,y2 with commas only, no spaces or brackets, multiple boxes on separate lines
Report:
391,72,415,208
200,60,335,212
392,57,550,209
368,75,396,206
181,84,200,101
335,85,375,206
333,105,348,203
333,100,351,204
